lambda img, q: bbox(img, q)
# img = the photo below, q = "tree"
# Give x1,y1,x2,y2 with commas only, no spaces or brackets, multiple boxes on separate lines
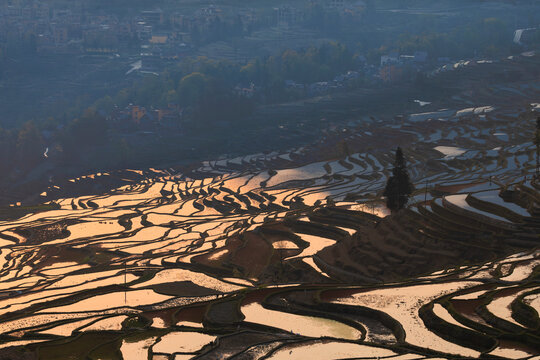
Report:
383,147,414,212
16,121,44,167
64,108,108,151
535,116,540,178
177,72,208,106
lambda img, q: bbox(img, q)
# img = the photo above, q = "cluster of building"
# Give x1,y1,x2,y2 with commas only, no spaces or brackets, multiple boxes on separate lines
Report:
1,2,124,54
284,70,363,95
0,1,259,57
513,26,539,46
107,104,184,133
279,50,433,94
236,49,434,98
0,0,372,58
274,0,367,28
378,51,429,83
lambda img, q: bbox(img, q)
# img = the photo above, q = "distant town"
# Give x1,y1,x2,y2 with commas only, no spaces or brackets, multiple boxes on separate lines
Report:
1,1,367,61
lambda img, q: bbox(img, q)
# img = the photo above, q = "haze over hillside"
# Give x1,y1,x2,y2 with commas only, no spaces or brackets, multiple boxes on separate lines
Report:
0,0,539,359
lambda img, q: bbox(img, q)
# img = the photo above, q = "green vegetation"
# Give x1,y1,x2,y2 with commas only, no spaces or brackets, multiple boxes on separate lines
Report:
366,17,523,64
534,116,540,177
383,147,414,211
395,18,512,58
101,41,356,112
0,41,359,178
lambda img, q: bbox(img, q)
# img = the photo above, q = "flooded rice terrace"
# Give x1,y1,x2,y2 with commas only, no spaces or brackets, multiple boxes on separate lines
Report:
1,77,540,359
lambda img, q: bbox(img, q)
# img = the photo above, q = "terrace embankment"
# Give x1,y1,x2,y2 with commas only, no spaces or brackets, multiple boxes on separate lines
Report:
0,176,535,359
0,53,539,359
317,183,538,284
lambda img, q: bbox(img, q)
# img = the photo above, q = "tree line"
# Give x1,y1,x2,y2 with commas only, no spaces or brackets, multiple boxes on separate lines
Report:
92,41,358,122
0,41,360,178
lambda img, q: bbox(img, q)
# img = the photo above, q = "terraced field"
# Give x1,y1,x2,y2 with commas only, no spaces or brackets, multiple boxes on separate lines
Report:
0,55,539,359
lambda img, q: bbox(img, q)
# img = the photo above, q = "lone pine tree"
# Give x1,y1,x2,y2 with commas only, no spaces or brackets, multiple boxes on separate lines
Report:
534,116,540,178
383,147,415,212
